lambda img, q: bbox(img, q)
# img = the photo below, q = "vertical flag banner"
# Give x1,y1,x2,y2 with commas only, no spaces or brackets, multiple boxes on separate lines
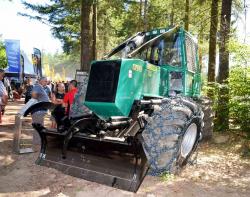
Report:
20,54,24,81
5,39,21,73
32,48,42,78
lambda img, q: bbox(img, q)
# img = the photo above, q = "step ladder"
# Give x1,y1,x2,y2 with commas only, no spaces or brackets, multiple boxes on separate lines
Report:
13,115,34,154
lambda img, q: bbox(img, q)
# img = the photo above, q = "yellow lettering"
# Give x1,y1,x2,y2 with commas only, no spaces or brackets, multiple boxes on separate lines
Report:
146,64,159,72
132,64,142,72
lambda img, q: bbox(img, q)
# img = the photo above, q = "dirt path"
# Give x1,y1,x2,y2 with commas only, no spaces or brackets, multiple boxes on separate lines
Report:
0,101,250,197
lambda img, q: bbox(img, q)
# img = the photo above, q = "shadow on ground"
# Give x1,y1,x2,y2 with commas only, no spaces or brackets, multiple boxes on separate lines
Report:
0,100,250,197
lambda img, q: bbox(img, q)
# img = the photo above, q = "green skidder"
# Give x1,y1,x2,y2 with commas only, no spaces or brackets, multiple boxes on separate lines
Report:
27,26,213,192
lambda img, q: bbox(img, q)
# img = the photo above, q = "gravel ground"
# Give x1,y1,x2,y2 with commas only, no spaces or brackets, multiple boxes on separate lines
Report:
0,100,250,197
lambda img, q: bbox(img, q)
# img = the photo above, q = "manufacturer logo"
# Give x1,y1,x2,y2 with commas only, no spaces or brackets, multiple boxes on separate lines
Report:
147,64,159,72
132,64,142,72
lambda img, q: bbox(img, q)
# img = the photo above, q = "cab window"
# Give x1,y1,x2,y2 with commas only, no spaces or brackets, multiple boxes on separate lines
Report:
185,35,197,72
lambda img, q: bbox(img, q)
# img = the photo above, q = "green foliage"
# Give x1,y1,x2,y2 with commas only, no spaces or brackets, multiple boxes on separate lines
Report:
229,39,250,67
203,39,250,134
0,38,7,69
229,66,250,133
160,172,175,182
228,40,250,133
42,51,80,79
20,0,216,59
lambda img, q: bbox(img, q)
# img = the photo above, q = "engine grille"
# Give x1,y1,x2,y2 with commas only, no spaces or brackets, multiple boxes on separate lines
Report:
85,60,121,102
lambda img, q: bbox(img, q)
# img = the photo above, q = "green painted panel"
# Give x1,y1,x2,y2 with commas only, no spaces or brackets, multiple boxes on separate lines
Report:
115,59,146,117
142,63,161,97
84,101,123,120
193,72,201,97
185,71,194,96
159,67,169,97
85,59,146,120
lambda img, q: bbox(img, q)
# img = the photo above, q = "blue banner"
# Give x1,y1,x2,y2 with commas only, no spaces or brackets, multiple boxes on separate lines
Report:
5,39,21,73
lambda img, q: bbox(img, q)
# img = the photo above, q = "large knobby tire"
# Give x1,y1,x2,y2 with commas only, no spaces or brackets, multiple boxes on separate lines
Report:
198,97,214,141
142,98,202,175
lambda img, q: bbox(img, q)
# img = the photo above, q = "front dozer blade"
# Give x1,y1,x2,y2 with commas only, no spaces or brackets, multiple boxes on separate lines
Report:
33,125,149,192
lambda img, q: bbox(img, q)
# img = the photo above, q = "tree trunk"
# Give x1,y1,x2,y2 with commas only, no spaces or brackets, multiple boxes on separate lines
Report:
216,0,232,132
218,0,232,83
143,0,148,31
92,0,97,60
208,0,219,83
103,14,108,55
184,0,190,31
80,0,93,72
170,0,174,26
139,0,143,31
198,26,204,69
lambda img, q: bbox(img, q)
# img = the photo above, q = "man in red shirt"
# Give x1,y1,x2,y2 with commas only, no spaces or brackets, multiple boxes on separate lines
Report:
63,80,78,115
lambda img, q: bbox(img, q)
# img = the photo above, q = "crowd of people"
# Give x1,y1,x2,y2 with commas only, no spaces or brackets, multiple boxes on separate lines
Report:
0,68,79,128
25,77,78,128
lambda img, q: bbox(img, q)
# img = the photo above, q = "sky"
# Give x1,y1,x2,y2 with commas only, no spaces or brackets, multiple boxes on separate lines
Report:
0,0,249,56
0,0,62,54
236,0,250,43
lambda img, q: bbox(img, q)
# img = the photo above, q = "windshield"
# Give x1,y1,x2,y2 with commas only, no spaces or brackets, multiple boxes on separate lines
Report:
105,26,182,67
132,33,182,67
104,32,146,59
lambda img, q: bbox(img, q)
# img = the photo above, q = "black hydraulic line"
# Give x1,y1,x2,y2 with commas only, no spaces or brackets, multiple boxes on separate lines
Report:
104,119,132,128
182,99,198,113
62,118,93,159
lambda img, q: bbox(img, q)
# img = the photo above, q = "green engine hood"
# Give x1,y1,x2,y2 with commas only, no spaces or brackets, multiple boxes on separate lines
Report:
84,59,165,120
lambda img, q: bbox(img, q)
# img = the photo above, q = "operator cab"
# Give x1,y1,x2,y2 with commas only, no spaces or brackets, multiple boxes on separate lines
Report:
104,28,182,68
102,26,200,98
134,33,182,67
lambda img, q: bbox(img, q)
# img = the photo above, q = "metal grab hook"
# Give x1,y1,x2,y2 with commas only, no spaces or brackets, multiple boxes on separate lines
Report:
129,138,141,191
32,123,48,163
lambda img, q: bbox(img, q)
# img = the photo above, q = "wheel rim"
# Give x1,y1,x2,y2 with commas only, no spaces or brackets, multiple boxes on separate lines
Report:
180,123,198,158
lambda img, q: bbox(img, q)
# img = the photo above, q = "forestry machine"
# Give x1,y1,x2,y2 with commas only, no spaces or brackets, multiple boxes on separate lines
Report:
24,26,213,192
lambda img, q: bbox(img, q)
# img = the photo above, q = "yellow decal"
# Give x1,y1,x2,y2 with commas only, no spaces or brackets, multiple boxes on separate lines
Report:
147,63,159,72
132,64,142,72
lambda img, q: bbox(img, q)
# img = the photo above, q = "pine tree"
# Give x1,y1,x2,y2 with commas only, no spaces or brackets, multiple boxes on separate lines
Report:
217,0,233,131
80,0,93,71
208,0,219,83
184,0,190,31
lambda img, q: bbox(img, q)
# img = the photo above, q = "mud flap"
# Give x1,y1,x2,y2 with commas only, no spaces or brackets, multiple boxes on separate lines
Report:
32,124,149,192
